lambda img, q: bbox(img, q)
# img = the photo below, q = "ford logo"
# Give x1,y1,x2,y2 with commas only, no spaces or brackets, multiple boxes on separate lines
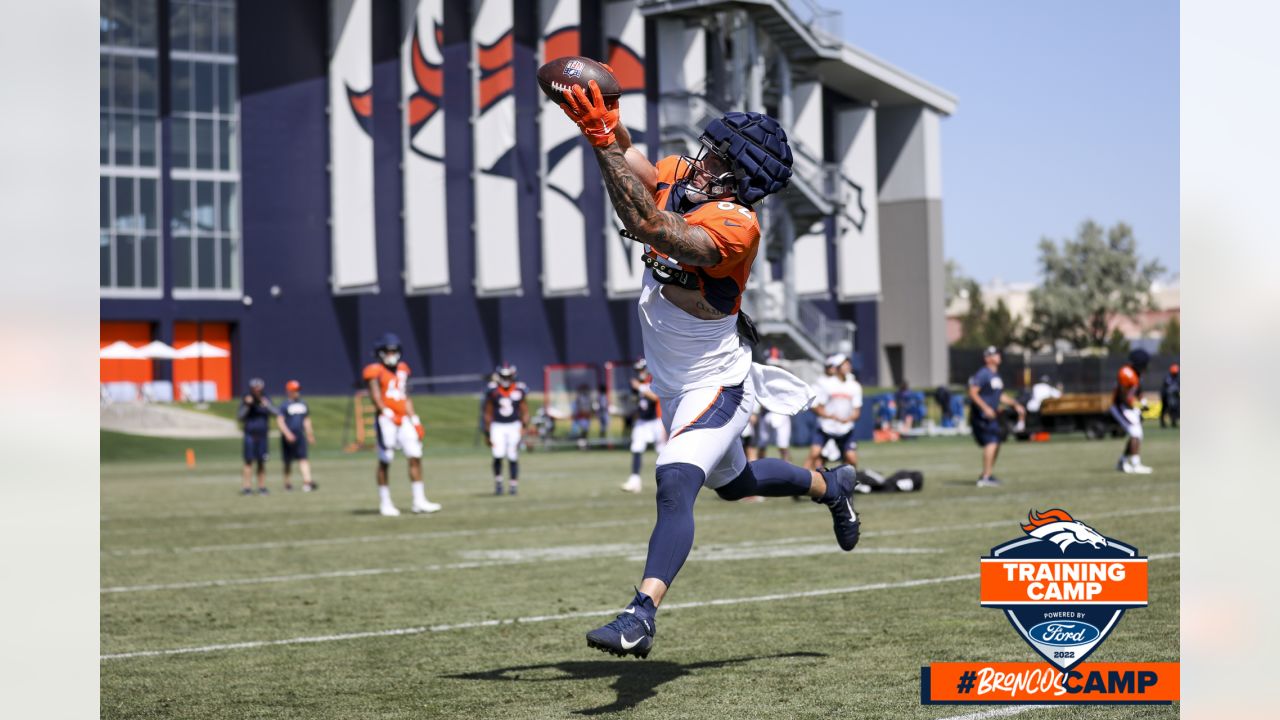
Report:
1028,621,1100,646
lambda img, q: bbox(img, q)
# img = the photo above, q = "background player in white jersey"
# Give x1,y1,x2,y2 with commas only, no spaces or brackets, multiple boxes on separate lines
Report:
806,354,863,470
560,82,863,658
483,363,530,495
622,358,666,493
748,402,793,463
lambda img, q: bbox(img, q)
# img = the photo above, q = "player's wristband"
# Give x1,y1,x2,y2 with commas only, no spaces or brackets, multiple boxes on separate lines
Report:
410,415,421,426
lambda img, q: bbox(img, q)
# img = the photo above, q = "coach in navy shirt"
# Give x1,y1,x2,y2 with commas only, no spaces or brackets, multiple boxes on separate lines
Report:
237,377,278,496
968,347,1025,488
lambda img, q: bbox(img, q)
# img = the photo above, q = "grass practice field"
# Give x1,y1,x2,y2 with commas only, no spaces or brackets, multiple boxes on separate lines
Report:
101,413,1179,719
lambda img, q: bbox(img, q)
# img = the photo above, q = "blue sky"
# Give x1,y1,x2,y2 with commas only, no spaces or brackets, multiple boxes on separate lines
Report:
835,1,1179,284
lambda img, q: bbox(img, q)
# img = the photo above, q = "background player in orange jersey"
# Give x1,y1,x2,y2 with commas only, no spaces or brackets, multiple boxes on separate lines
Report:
362,333,441,516
1112,349,1154,474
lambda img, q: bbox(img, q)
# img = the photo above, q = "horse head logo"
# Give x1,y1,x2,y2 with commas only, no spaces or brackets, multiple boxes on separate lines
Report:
1021,509,1108,552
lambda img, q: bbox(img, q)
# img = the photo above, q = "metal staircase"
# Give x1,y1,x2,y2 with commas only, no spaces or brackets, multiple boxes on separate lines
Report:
638,0,843,62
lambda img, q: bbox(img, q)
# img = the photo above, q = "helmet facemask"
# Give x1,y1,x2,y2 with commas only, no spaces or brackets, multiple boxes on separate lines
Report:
675,137,739,205
497,365,516,388
378,347,402,368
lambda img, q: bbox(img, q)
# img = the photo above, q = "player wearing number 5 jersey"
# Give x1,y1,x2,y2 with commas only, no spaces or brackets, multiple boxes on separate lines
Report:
483,363,530,496
560,81,863,658
362,333,441,517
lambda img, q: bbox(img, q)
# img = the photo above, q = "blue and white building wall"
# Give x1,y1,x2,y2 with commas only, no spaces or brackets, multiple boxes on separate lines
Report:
99,0,954,395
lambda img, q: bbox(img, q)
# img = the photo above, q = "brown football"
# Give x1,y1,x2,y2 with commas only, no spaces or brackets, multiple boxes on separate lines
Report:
537,56,620,105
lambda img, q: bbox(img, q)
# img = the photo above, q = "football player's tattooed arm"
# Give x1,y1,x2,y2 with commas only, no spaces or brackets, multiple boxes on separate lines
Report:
520,397,531,427
612,123,657,192
482,398,493,432
592,144,721,267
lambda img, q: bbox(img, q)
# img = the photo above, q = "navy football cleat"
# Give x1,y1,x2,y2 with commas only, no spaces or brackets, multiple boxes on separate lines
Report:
586,607,656,658
815,465,861,551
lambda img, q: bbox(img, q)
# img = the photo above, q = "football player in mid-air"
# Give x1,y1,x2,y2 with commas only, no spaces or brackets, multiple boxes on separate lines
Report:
362,333,442,516
483,363,530,495
560,80,862,658
1112,348,1154,474
622,358,665,493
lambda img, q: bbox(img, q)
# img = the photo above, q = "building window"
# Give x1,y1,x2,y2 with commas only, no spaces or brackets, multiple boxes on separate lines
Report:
100,0,162,296
171,0,241,297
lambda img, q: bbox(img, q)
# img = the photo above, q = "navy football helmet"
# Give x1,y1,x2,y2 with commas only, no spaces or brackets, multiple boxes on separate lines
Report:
677,112,794,206
375,333,402,368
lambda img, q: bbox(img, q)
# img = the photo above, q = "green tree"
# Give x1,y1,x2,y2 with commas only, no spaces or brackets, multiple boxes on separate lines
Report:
1159,316,1180,355
1106,328,1130,356
955,280,989,349
944,259,969,306
983,298,1020,349
1028,220,1165,350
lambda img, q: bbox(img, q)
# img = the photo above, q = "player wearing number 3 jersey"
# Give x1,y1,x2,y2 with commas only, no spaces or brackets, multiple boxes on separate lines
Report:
559,80,864,658
483,363,530,496
362,333,441,517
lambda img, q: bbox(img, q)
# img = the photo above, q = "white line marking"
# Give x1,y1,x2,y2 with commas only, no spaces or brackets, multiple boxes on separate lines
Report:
100,572,977,660
103,503,1178,557
102,536,941,594
100,553,1181,661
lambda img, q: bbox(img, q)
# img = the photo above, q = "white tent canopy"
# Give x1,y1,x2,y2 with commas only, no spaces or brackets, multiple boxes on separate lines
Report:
138,340,178,359
173,341,230,359
99,341,145,359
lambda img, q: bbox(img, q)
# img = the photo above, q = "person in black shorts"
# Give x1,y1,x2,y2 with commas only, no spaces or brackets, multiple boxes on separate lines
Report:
237,378,278,495
967,347,1025,487
278,380,317,492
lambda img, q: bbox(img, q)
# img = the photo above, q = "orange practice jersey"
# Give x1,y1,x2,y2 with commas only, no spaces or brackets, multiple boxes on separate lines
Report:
1113,365,1140,408
648,155,760,315
363,361,411,422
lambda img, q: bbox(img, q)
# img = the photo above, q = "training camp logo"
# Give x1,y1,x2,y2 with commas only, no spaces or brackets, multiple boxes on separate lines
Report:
920,508,1177,705
981,509,1148,671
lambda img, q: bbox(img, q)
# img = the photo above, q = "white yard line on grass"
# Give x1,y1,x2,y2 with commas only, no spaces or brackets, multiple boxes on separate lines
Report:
102,537,941,594
103,502,1178,558
101,553,1181,661
100,573,977,660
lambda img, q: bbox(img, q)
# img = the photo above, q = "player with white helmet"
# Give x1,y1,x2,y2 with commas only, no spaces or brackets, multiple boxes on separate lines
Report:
483,363,530,495
559,82,862,658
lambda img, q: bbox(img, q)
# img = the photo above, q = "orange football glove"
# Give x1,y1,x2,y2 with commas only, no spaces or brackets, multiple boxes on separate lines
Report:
561,80,618,148
410,415,425,440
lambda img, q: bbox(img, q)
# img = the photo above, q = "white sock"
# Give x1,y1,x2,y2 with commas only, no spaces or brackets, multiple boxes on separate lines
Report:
411,480,427,504
1132,455,1142,466
379,485,393,506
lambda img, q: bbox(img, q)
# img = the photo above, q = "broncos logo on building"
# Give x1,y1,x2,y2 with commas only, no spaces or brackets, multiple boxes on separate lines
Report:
407,19,445,146
1021,508,1109,552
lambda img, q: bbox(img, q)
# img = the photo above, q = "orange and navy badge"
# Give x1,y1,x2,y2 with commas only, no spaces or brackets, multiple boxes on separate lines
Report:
983,508,1147,670
920,508,1178,705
